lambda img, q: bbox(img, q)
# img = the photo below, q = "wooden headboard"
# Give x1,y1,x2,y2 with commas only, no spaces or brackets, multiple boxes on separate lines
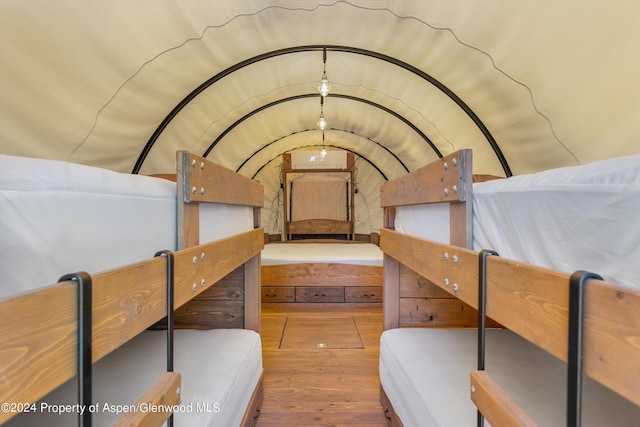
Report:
282,152,356,240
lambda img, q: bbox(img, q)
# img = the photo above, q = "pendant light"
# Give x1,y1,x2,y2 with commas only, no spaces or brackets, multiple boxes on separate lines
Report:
317,95,327,131
317,48,331,97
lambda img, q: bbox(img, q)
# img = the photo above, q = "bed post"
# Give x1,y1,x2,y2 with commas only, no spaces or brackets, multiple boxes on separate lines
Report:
282,153,292,240
449,149,473,248
244,203,263,333
347,152,356,240
177,151,200,249
380,149,478,329
174,151,264,332
244,255,261,333
383,202,400,330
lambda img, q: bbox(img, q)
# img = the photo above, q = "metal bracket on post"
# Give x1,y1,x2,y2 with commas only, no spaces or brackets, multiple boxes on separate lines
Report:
567,270,602,427
477,249,498,427
155,250,175,427
59,271,93,427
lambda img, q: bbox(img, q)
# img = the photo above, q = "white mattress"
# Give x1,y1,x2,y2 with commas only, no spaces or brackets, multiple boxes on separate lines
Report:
395,154,640,287
0,154,254,298
5,329,262,427
261,242,384,266
380,328,640,427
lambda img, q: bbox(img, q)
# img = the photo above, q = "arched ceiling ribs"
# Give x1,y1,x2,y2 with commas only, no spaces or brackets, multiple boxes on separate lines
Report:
236,128,407,178
249,144,389,182
334,94,442,157
133,45,511,176
204,93,437,159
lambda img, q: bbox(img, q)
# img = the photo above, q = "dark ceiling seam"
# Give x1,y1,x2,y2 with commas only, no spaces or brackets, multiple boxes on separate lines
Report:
249,143,388,182
237,127,405,179
133,45,511,176
205,93,438,167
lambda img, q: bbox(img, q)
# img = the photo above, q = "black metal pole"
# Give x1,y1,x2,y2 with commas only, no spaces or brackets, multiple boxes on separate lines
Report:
59,272,93,427
155,250,175,427
567,270,602,427
477,250,498,427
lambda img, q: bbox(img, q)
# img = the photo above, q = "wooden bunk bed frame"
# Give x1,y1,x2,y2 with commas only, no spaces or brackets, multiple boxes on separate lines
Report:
379,149,640,425
281,152,356,241
261,152,383,307
0,151,265,427
262,257,383,307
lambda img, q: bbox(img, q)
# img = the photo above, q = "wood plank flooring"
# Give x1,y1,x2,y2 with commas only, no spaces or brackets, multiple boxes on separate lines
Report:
256,306,388,427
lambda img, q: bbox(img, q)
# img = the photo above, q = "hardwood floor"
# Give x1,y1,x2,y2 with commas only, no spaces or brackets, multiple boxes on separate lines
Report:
256,305,388,427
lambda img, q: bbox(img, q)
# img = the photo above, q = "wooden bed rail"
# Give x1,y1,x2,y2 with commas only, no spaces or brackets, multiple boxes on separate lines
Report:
114,372,182,427
381,149,473,248
0,229,263,424
381,227,640,408
0,152,265,425
177,150,264,249
470,370,536,427
380,148,639,423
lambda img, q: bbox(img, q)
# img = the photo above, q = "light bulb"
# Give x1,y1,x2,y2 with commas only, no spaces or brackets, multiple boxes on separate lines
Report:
317,72,331,97
317,114,327,130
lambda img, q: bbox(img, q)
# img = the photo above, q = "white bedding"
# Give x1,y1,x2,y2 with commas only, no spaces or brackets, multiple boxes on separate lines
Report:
0,155,261,426
0,154,254,298
395,154,640,287
380,328,640,427
5,329,262,427
261,242,383,266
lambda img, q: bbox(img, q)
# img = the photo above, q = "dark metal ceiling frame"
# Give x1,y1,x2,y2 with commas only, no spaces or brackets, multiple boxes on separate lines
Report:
237,127,402,180
133,45,511,176
207,93,430,172
249,142,389,182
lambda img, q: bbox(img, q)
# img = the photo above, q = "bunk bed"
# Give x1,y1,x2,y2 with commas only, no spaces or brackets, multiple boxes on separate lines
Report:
378,150,640,426
261,151,383,306
0,151,264,427
281,151,355,241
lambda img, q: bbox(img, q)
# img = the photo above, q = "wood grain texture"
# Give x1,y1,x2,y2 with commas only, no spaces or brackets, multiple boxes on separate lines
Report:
399,297,481,328
295,287,345,303
114,372,182,427
279,317,363,349
256,306,387,427
262,263,382,287
379,387,404,427
262,286,296,303
244,254,262,332
288,219,352,235
470,371,536,427
174,228,264,309
383,254,400,331
381,228,479,307
178,151,263,207
282,152,356,241
380,149,471,207
0,230,263,424
0,282,77,424
240,376,264,427
381,228,640,407
345,286,383,304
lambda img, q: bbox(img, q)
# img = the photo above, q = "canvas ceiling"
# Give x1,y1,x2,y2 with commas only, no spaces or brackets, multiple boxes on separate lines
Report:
1,1,639,234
